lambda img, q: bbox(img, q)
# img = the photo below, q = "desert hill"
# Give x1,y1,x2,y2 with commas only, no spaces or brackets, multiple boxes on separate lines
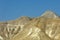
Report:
0,11,60,40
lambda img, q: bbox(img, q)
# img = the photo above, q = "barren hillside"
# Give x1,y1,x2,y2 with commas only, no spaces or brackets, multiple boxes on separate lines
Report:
0,11,60,40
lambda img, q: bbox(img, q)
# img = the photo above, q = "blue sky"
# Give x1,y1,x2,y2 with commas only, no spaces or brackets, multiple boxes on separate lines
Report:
0,0,60,21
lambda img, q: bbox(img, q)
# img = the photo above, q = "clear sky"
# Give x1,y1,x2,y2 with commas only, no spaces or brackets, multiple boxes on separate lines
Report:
0,0,60,21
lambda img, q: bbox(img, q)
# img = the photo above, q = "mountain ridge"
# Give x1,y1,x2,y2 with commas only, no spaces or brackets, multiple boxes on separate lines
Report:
0,10,60,40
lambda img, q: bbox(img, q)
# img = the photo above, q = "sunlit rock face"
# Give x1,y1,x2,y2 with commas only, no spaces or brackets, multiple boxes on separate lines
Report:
0,11,60,40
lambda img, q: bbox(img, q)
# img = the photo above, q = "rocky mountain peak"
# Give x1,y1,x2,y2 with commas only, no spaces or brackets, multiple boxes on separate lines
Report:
41,10,58,18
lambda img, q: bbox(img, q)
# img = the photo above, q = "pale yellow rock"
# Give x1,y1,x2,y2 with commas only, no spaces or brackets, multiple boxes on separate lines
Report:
0,11,60,40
